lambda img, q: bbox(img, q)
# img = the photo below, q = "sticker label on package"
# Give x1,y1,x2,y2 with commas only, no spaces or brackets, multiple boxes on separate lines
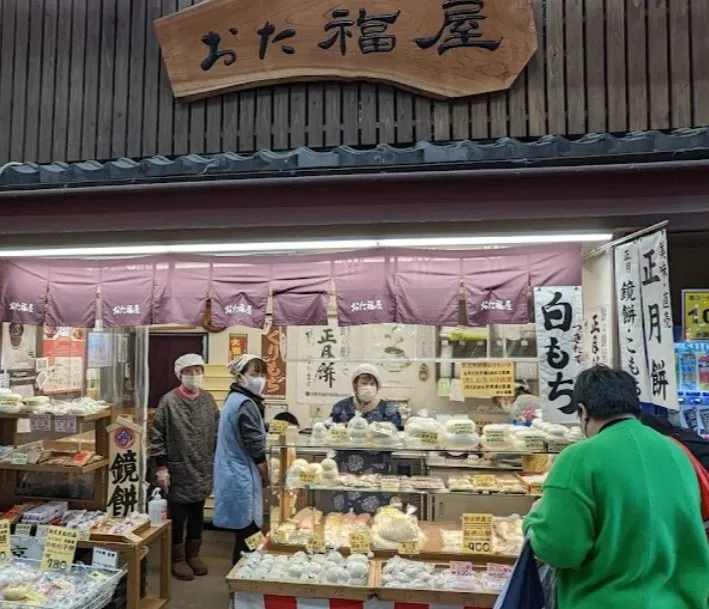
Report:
92,547,118,569
0,521,10,561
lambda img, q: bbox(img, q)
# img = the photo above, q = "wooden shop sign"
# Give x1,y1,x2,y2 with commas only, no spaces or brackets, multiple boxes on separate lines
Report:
154,0,538,101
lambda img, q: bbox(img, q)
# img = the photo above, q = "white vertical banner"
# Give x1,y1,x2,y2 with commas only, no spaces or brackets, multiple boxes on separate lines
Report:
637,230,678,410
534,286,583,423
583,306,610,366
614,241,652,403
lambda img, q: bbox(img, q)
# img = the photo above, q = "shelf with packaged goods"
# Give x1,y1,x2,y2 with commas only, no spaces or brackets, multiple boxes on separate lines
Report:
0,457,109,473
285,483,540,498
273,442,568,455
0,407,114,422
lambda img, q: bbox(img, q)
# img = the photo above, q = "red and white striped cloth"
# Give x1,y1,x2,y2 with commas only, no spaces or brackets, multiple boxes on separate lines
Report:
233,593,489,609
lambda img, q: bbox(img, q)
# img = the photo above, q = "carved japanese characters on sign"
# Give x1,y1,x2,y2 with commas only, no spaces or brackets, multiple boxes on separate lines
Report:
154,0,538,100
107,419,143,518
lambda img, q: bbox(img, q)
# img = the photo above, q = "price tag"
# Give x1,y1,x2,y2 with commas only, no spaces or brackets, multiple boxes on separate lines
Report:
270,529,288,544
449,423,472,435
486,563,512,585
380,477,400,492
484,430,505,444
472,475,497,490
450,561,473,576
523,436,545,452
328,427,348,443
0,521,10,561
306,534,326,553
40,526,79,571
522,454,549,474
10,452,28,465
269,420,289,435
54,416,77,435
397,540,419,555
461,513,493,555
546,439,569,453
14,523,32,537
299,470,317,485
420,431,439,446
35,525,49,539
30,414,52,433
92,547,118,569
349,531,371,554
245,531,264,551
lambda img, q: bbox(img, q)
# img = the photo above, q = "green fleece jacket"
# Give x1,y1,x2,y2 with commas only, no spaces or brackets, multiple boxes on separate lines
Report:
524,418,709,609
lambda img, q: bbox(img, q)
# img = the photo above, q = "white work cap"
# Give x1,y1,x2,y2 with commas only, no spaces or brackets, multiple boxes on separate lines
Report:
174,353,205,379
227,353,266,377
352,363,381,388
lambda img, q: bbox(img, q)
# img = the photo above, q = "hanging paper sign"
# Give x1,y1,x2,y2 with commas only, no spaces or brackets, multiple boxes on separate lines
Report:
534,286,583,423
262,326,287,400
40,526,79,571
683,290,709,341
349,531,371,554
583,306,610,367
245,531,265,551
461,361,515,398
92,547,119,569
0,521,10,561
106,419,143,518
638,231,678,411
461,513,493,554
614,242,651,402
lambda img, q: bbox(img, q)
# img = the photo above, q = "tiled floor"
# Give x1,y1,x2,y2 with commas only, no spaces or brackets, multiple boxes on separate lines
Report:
148,527,234,609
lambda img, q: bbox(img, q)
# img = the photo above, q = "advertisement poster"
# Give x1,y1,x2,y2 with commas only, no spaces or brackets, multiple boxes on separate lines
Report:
534,286,583,423
683,290,709,341
228,333,248,363
638,230,678,410
461,362,515,398
1,323,37,371
296,326,352,404
261,326,287,400
40,327,86,394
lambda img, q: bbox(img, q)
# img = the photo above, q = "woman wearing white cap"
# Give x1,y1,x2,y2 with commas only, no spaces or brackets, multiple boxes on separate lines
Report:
329,364,402,514
148,353,219,581
213,354,270,565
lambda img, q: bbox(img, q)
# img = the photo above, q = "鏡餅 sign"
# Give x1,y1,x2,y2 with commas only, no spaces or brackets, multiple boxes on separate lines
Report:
154,0,538,101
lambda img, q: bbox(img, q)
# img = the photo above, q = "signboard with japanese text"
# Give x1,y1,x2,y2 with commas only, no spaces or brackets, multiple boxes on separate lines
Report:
637,230,678,410
295,326,352,404
228,333,248,363
262,325,287,400
534,286,583,423
461,361,515,398
106,419,143,518
683,290,709,341
40,327,86,394
154,0,538,101
583,306,610,367
40,526,79,571
614,242,651,403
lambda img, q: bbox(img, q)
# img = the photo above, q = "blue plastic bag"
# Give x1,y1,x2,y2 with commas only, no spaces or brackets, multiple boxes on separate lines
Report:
493,538,546,609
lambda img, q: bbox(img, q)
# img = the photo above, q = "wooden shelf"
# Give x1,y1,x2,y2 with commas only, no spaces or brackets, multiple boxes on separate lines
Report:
0,457,108,473
140,596,169,609
0,408,113,422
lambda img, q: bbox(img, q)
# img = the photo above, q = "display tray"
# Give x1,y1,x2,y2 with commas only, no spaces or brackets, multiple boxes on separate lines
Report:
89,520,151,542
371,560,499,608
267,521,519,565
0,459,108,473
226,556,376,601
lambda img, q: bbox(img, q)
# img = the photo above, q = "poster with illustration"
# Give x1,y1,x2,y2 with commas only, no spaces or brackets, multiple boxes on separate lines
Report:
39,327,86,394
1,323,37,371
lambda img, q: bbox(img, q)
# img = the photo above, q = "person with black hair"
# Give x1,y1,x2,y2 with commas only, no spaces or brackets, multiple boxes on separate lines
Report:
524,365,709,609
270,411,299,429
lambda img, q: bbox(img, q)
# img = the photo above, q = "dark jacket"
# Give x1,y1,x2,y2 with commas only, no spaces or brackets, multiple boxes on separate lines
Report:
639,412,709,471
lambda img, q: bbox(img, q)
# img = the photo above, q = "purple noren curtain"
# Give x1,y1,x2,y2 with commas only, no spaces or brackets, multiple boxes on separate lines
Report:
333,255,396,326
210,262,270,329
46,264,100,328
153,261,210,326
271,261,331,326
529,244,583,286
100,262,155,327
394,256,462,325
0,260,49,325
463,256,530,325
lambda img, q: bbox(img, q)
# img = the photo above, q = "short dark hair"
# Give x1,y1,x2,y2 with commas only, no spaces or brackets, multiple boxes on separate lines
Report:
273,411,299,426
573,365,641,419
243,358,267,376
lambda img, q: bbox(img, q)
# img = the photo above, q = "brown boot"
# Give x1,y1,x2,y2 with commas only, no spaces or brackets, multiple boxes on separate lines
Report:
185,539,208,576
172,544,194,580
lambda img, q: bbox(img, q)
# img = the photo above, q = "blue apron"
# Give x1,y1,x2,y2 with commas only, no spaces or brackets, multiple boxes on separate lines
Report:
213,392,265,529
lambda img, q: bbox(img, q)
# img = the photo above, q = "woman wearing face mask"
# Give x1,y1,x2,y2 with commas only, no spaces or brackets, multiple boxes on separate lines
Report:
329,364,402,514
213,354,270,565
148,353,219,581
524,365,709,609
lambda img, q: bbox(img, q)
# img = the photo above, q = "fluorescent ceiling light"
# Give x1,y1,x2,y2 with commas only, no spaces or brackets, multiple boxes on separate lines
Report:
0,233,612,258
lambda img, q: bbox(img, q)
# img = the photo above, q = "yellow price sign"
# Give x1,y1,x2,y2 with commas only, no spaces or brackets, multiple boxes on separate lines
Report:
349,532,371,554
267,433,282,445
684,290,709,341
41,526,79,571
461,513,493,555
270,529,288,544
306,533,326,553
397,540,419,555
472,475,497,490
420,431,439,446
299,470,317,484
380,477,400,492
0,521,10,562
245,531,264,551
270,420,289,435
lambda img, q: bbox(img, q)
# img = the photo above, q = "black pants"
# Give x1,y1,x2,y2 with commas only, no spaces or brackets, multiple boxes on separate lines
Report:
169,500,205,546
232,521,261,565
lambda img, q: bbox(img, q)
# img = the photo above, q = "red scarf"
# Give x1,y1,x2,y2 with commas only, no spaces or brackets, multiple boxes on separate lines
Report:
176,385,200,401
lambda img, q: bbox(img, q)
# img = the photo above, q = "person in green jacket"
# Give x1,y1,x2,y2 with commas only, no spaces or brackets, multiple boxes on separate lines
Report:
524,365,709,609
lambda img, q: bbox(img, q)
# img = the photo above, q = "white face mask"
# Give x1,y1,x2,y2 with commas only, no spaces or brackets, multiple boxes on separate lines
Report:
357,385,378,403
182,374,203,390
242,376,266,396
